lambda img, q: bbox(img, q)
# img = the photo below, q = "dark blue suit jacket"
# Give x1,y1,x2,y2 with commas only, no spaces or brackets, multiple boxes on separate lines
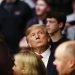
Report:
47,50,58,75
26,17,47,28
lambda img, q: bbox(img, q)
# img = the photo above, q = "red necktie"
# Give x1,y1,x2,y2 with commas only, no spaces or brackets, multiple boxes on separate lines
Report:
38,54,43,59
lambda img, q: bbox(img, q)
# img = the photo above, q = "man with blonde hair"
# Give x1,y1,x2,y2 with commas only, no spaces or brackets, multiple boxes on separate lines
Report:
53,41,75,75
25,24,58,75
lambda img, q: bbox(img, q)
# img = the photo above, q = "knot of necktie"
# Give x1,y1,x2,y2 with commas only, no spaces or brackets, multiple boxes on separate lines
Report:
38,54,43,59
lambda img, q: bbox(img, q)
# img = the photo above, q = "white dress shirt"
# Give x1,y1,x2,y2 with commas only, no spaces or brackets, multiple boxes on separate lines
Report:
38,20,44,24
35,48,51,68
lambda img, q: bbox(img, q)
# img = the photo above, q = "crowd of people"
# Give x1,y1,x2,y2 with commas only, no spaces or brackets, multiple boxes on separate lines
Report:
0,0,75,75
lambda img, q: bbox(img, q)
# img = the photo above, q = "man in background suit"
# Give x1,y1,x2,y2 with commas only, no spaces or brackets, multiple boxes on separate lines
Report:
26,0,51,28
0,0,32,54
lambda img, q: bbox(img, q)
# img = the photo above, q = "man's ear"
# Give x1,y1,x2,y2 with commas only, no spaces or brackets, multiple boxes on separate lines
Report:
68,59,75,68
59,22,63,29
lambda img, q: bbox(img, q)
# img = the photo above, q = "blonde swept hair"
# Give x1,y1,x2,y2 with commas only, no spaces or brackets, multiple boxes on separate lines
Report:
25,24,48,36
14,50,47,75
25,24,49,42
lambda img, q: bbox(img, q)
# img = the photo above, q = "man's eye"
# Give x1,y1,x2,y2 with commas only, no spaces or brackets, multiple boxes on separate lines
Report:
49,21,55,23
40,32,45,34
31,34,35,36
38,31,43,34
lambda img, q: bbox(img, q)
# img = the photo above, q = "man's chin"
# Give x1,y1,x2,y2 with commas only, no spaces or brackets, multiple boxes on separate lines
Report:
48,32,51,34
35,44,44,48
36,13,43,16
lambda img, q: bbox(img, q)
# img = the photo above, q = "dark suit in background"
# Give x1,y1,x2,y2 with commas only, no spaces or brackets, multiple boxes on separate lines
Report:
0,0,32,54
26,17,47,28
47,48,58,75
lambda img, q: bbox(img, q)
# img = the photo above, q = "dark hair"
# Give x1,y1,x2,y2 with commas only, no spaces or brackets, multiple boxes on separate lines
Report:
36,0,52,7
0,42,13,75
47,12,66,30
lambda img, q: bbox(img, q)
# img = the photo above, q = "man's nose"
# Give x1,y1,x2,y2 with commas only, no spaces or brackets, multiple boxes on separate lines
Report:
35,34,40,39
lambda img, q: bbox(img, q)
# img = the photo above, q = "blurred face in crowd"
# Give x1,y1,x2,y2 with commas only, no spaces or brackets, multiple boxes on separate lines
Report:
53,42,75,75
5,0,16,3
12,56,23,75
46,18,62,35
27,26,49,49
35,0,50,16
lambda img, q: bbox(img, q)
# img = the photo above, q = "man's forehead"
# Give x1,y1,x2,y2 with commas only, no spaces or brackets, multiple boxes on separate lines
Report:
30,27,45,32
47,18,57,21
55,45,66,57
55,49,62,57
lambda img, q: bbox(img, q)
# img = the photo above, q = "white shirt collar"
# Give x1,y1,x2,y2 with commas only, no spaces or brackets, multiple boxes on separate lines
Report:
41,48,51,67
35,48,51,68
39,20,44,24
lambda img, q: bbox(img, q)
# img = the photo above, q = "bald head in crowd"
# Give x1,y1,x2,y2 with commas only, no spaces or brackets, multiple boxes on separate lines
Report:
53,41,75,75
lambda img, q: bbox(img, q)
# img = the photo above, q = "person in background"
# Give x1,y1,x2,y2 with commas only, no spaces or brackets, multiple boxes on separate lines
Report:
0,0,32,54
12,50,47,75
66,25,75,40
26,0,51,28
66,0,75,24
46,12,69,54
0,42,13,75
66,0,75,40
53,41,75,75
26,24,58,75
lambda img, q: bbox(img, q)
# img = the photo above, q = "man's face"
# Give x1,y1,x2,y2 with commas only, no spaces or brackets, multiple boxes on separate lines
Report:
46,18,60,34
35,0,49,16
27,27,49,49
53,49,70,75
